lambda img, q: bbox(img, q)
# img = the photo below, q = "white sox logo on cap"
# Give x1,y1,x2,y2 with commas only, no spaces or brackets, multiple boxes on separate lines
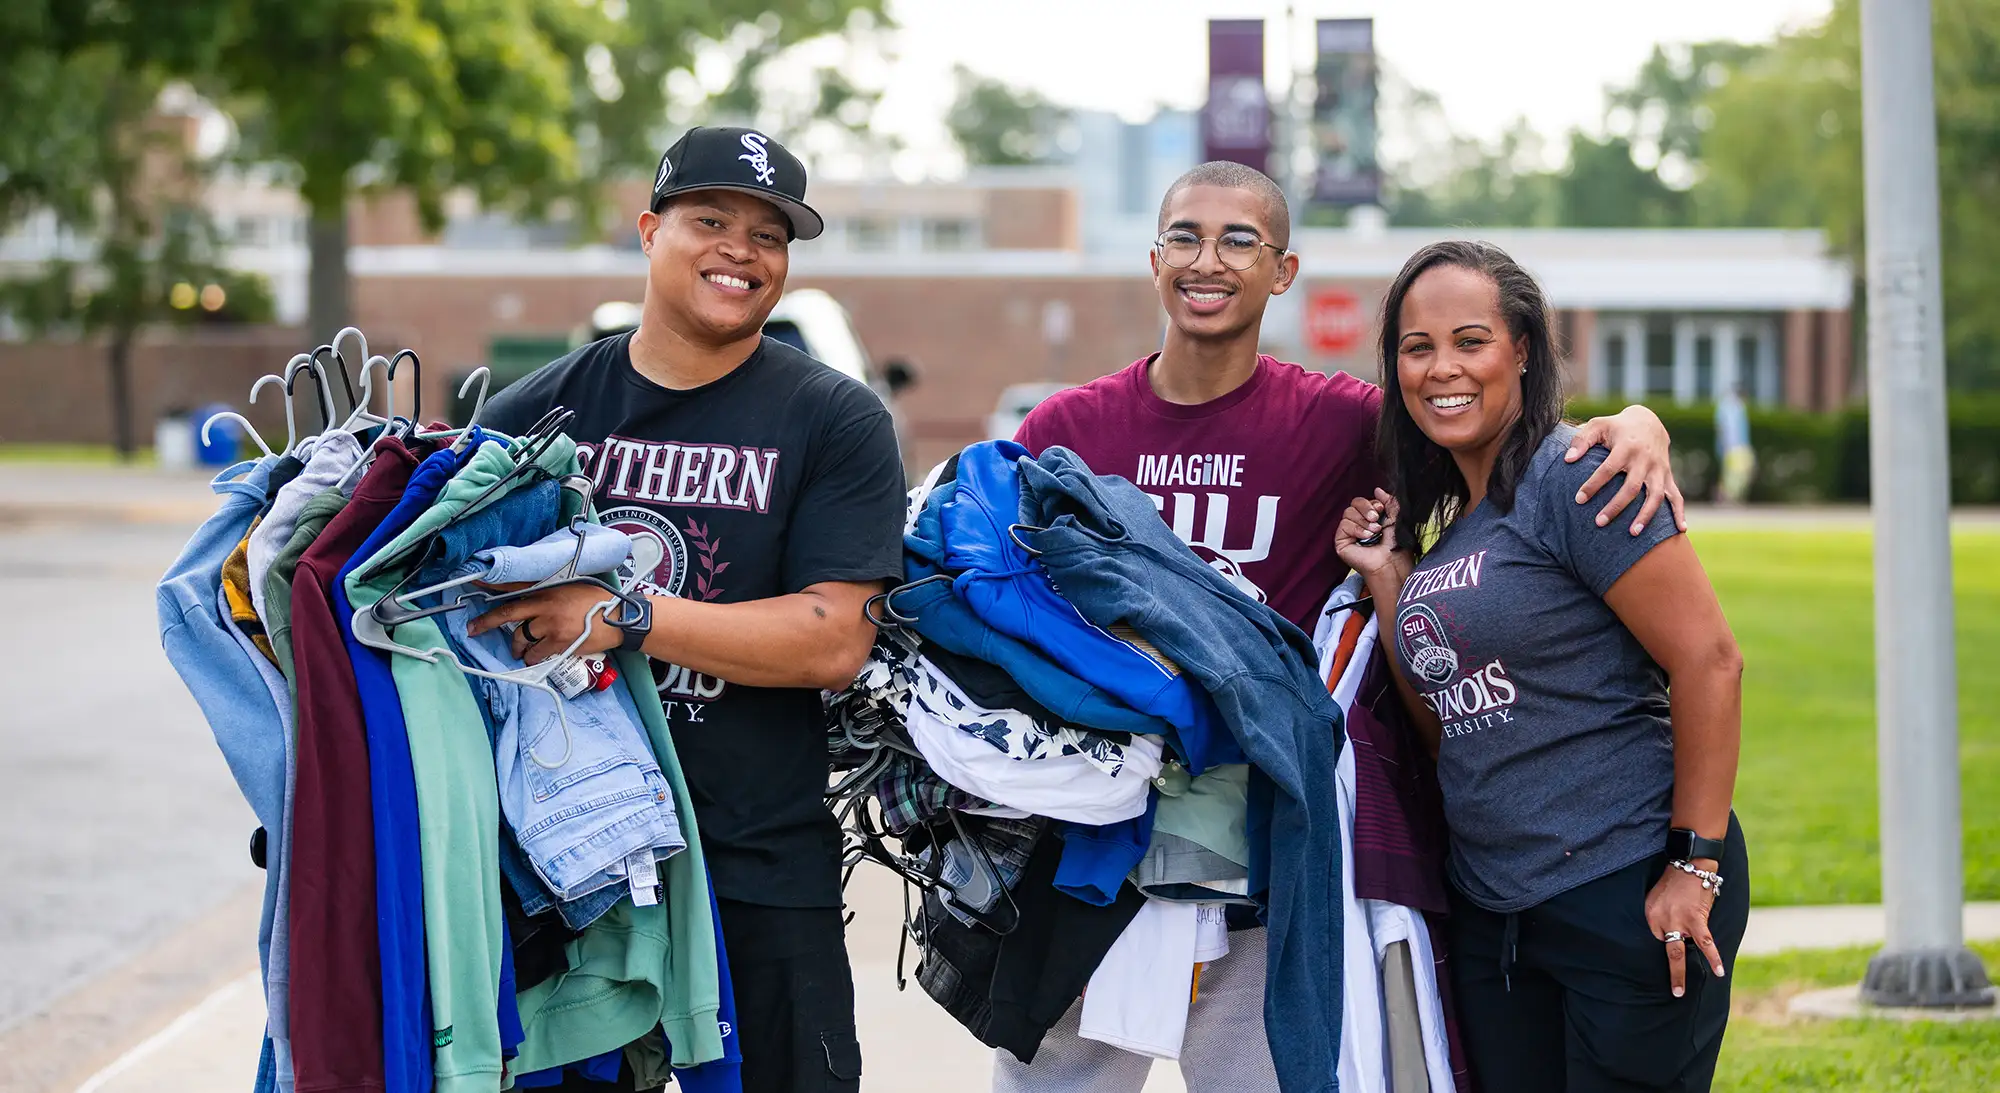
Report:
738,132,775,185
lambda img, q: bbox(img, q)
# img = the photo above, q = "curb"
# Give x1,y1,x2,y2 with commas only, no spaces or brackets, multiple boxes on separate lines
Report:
0,500,219,528
0,884,262,1093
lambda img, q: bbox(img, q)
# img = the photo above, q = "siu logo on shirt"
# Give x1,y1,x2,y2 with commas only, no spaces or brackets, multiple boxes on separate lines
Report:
1133,450,1278,603
597,506,691,600
1397,602,1461,685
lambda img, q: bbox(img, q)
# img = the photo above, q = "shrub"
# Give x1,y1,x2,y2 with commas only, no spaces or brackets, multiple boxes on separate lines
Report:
1563,395,2000,504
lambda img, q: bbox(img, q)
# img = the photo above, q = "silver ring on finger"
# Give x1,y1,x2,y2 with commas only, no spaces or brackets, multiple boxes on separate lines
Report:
1663,931,1687,944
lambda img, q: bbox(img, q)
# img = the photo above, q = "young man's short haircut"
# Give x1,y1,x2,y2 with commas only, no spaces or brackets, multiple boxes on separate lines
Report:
1157,161,1292,250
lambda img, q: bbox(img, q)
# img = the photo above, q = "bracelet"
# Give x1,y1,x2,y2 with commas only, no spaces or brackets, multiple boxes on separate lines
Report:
1668,859,1725,894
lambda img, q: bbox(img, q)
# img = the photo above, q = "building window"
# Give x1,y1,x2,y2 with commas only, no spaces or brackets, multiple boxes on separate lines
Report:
922,217,978,251
1741,333,1767,401
847,217,894,252
1694,335,1715,400
1604,333,1627,395
1645,323,1676,395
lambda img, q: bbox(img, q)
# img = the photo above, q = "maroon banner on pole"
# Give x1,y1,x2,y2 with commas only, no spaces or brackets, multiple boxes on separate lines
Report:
1203,19,1268,174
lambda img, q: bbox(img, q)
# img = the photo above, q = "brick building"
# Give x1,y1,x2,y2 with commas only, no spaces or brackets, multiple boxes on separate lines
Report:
1,166,1854,470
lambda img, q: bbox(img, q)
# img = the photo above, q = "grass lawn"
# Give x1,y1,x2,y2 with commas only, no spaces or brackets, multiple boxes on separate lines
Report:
0,443,154,465
1693,528,2000,906
1716,940,2000,1091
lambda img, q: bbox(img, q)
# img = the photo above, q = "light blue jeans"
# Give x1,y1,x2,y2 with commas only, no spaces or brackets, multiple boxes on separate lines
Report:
437,560,684,899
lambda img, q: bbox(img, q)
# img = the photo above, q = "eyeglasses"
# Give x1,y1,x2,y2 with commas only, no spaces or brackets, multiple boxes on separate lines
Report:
1154,229,1285,271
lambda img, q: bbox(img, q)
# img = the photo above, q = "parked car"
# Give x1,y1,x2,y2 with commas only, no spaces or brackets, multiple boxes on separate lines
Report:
582,290,916,409
987,381,1073,441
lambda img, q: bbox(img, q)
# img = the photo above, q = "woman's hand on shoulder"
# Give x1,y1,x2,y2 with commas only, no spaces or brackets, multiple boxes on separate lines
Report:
1336,489,1412,585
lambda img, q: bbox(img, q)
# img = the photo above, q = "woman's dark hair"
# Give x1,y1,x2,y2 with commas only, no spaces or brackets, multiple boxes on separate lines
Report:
1375,240,1565,559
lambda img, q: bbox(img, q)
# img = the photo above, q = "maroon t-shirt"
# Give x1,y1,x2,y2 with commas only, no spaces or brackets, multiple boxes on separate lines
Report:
1015,354,1382,631
289,438,419,1093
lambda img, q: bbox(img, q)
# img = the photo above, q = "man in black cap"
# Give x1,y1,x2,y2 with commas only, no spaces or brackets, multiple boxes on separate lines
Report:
477,127,903,1093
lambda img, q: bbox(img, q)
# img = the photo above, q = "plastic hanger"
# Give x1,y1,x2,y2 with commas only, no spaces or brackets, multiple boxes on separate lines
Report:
414,368,493,453
864,572,955,628
312,340,359,414
331,327,371,408
386,348,422,427
284,353,335,437
200,412,276,458
339,353,391,435
248,374,297,456
351,594,625,769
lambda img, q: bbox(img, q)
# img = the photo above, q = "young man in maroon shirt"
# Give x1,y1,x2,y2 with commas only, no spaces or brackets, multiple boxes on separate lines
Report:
999,161,1685,1092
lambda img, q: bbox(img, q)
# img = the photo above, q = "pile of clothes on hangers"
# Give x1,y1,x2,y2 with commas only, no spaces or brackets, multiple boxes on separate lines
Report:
158,330,738,1093
827,438,1424,1091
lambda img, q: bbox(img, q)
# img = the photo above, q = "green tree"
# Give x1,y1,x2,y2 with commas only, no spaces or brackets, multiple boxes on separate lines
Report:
1387,119,1561,228
208,0,886,340
946,65,1070,167
1695,0,2000,389
1,5,244,459
1556,133,1688,227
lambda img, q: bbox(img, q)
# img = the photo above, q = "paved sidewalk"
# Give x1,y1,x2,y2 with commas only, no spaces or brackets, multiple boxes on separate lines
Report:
46,889,2000,1093
0,464,219,527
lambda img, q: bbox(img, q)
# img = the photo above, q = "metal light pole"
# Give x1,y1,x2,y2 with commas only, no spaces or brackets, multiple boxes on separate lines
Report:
1858,0,1995,1009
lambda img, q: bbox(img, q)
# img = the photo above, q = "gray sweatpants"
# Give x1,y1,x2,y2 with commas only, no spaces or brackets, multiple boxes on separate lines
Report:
990,925,1280,1093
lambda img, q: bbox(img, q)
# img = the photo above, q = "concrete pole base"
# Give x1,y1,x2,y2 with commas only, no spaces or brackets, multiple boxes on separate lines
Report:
1860,946,1997,1007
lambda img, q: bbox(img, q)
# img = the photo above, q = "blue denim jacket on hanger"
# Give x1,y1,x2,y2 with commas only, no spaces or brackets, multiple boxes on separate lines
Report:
1017,446,1347,1093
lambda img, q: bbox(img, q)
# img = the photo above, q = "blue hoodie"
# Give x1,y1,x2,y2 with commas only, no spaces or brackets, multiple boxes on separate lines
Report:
1018,446,1346,1093
894,467,1172,738
942,442,1228,761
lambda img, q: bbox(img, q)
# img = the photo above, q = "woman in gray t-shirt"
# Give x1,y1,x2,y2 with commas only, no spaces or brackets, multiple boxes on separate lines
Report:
1336,240,1749,1093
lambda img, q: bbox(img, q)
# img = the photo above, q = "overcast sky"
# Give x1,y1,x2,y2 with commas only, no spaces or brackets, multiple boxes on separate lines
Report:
855,0,1833,175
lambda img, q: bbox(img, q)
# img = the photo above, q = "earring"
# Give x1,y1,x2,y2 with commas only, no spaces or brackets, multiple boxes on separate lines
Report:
1519,364,1527,374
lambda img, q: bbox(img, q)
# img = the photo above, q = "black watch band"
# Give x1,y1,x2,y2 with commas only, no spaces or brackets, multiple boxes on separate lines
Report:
1667,827,1726,864
616,596,654,654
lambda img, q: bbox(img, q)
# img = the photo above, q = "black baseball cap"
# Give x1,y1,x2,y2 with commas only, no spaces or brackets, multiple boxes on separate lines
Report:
649,126,824,241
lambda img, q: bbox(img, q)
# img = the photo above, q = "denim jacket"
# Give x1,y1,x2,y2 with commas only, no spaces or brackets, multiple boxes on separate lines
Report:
1017,446,1346,1093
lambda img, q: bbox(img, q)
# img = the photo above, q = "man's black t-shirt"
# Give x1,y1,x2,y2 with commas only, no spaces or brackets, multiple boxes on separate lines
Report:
483,332,906,908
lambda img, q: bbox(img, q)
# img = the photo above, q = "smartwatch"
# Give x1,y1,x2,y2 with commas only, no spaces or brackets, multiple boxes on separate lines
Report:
1667,827,1727,864
616,596,654,654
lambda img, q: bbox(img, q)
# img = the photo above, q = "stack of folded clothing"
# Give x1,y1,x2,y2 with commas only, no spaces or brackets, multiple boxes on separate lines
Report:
824,441,1348,1088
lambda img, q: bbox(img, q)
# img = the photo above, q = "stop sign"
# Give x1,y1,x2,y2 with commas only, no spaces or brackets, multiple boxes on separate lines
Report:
1307,288,1367,355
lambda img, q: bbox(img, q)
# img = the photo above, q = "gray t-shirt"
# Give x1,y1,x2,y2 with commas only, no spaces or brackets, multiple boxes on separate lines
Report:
1391,425,1681,912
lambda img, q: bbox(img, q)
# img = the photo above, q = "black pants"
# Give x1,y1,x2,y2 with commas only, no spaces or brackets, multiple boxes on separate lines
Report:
719,899,862,1093
1448,815,1750,1093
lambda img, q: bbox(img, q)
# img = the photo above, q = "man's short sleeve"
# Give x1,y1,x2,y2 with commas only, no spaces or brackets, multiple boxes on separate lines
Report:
1012,405,1047,455
782,406,908,592
1534,445,1682,599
